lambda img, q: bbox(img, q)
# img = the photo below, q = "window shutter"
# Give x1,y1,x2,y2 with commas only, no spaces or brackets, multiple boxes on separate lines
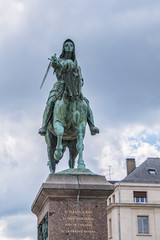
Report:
134,192,146,198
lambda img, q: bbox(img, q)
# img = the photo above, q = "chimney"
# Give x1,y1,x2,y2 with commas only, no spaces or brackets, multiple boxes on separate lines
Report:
126,158,136,175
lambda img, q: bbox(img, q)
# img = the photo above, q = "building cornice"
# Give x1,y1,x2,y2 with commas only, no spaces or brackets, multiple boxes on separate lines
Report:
107,202,160,211
114,182,160,189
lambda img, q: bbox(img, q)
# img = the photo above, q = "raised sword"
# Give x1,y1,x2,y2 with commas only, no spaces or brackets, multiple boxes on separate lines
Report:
40,54,56,89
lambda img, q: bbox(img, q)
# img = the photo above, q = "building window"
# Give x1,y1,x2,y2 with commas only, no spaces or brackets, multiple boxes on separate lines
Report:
112,194,115,203
134,191,147,203
109,197,111,205
109,218,112,237
148,169,156,175
137,216,149,234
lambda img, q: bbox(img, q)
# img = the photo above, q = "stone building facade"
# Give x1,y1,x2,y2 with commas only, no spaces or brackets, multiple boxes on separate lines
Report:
107,158,160,240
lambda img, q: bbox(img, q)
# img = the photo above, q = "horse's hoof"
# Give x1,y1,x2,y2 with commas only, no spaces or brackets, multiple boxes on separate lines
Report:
54,150,63,161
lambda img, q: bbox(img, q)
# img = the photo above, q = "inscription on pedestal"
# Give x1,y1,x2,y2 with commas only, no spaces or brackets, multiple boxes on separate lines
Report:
61,210,95,234
49,199,107,240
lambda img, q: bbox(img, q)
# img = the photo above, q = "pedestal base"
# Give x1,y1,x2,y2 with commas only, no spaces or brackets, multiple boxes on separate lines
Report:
31,173,114,240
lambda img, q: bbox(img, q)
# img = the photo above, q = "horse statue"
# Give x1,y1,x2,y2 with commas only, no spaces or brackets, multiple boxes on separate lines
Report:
45,67,88,173
39,39,99,173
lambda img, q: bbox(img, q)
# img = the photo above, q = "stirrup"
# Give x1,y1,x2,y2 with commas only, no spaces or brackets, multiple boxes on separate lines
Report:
38,127,46,136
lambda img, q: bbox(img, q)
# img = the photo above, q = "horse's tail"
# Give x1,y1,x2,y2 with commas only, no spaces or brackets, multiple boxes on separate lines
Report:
73,111,80,125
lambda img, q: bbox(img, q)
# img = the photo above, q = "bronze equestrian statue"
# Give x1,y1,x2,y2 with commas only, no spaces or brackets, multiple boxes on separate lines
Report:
39,39,99,173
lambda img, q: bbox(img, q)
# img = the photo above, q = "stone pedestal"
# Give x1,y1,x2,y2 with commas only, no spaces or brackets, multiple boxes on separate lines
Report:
31,171,114,240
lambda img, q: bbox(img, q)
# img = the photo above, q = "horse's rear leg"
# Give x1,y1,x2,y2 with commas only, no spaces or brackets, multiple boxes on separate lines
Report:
54,121,64,161
68,140,78,169
47,146,56,173
45,130,57,173
76,127,86,169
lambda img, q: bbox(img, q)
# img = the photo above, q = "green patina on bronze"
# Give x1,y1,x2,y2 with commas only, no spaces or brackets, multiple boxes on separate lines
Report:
39,39,99,173
38,213,48,240
55,168,97,175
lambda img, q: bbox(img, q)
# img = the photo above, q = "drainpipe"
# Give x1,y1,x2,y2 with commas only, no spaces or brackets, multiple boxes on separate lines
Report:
118,182,121,240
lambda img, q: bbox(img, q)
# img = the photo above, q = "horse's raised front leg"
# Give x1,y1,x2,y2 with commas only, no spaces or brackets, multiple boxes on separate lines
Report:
54,121,64,161
76,125,86,169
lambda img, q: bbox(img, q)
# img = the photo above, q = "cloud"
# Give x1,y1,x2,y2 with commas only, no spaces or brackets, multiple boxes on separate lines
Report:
1,0,160,126
0,114,48,217
0,0,32,47
97,124,160,180
0,214,36,240
1,0,160,239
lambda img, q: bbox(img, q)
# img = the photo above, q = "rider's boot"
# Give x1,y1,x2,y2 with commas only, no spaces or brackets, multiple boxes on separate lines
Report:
83,97,99,135
39,102,54,136
86,102,99,136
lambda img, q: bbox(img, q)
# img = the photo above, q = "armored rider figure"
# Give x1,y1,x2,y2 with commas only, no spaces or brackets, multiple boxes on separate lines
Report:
39,39,99,136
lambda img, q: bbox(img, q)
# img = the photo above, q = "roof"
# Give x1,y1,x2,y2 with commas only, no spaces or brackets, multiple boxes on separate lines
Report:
122,158,160,183
108,180,119,184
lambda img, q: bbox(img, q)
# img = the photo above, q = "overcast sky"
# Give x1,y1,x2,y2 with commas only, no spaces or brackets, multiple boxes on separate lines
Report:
1,0,160,239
